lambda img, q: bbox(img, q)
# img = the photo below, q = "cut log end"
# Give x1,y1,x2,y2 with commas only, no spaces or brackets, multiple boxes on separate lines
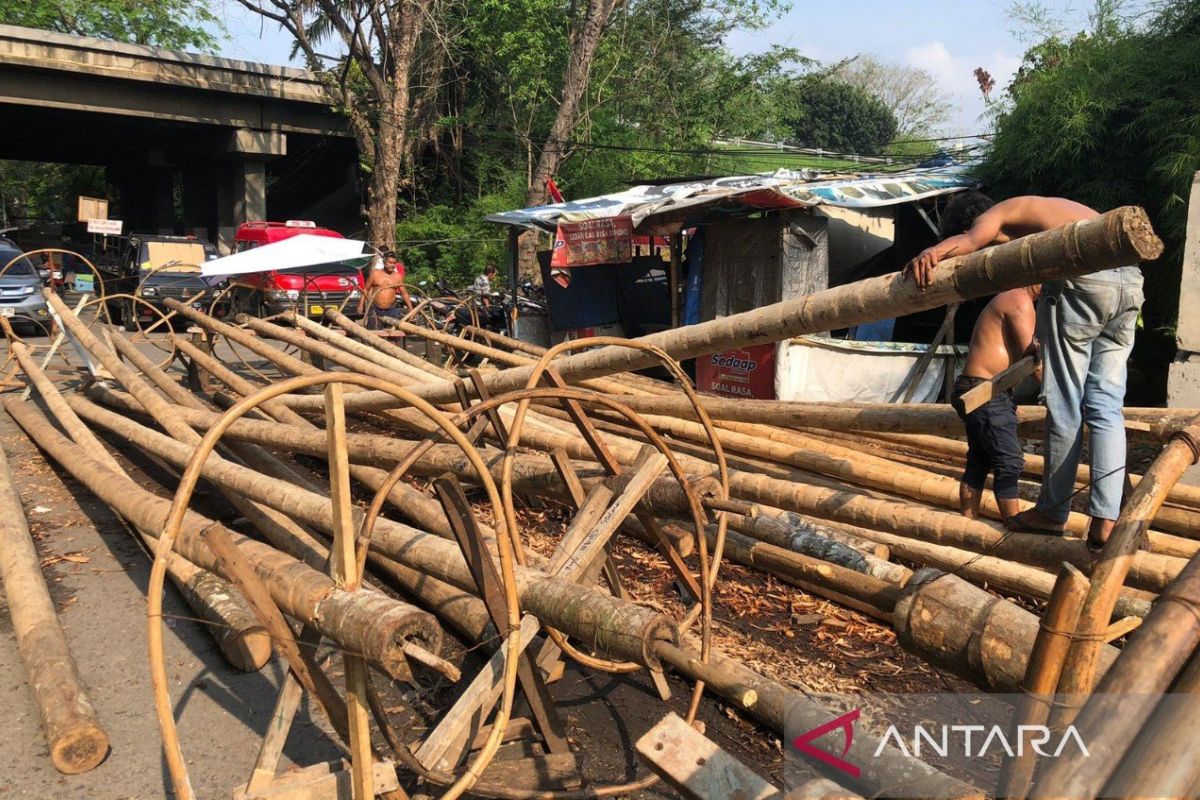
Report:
218,626,272,673
50,723,110,774
1117,205,1165,260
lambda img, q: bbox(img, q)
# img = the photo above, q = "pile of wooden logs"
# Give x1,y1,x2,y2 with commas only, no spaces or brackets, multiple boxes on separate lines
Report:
3,206,1196,799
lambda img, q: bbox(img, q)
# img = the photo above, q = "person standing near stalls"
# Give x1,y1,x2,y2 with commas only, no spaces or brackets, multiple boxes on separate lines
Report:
358,251,413,330
905,192,1145,551
473,263,497,308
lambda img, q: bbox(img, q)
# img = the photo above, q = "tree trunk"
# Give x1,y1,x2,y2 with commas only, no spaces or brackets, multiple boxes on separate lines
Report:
527,0,618,207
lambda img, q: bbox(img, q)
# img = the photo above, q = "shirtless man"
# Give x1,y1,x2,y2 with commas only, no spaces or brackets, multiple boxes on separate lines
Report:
358,251,413,330
907,192,1145,549
951,286,1040,521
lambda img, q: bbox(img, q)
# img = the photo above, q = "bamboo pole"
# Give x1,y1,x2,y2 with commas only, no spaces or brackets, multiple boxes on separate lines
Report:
191,206,1163,414
0,442,109,774
48,393,679,668
1051,414,1200,729
793,513,1151,619
4,398,443,676
892,570,1118,692
1032,552,1200,799
996,563,1089,800
11,341,272,672
611,391,1184,439
1101,645,1200,799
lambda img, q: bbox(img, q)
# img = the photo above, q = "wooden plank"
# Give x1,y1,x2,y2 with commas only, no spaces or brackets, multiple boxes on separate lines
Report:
635,712,781,800
477,753,583,792
547,483,614,575
323,382,373,800
247,676,306,793
236,760,399,800
431,476,574,765
958,356,1037,415
556,451,668,583
469,717,535,751
413,615,541,770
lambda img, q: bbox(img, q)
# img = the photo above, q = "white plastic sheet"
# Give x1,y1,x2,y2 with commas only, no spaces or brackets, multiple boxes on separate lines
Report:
776,335,967,404
201,234,368,278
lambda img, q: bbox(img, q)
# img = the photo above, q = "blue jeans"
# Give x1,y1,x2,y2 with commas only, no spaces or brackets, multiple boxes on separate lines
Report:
1035,267,1144,522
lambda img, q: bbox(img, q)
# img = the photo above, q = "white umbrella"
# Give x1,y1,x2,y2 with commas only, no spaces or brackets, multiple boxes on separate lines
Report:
201,234,369,278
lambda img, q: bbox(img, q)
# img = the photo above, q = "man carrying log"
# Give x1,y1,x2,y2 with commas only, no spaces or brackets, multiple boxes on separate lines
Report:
358,251,414,330
906,192,1145,550
950,286,1040,521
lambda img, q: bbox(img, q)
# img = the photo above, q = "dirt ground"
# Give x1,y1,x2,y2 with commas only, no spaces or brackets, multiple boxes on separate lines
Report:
0,327,985,799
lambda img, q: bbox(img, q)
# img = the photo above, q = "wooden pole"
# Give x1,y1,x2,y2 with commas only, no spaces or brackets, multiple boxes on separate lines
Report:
4,398,443,676
892,570,1118,692
996,563,1089,800
1032,551,1200,799
669,232,682,328
0,443,109,774
324,382,374,800
1051,413,1200,730
11,341,271,672
222,206,1163,413
1101,645,1200,799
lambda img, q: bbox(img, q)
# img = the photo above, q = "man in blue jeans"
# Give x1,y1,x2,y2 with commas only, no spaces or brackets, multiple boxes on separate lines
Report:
906,192,1145,549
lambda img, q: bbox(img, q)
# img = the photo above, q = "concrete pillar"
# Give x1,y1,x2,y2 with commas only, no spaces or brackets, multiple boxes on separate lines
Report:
213,129,284,253
1167,171,1200,484
216,160,267,253
181,168,218,244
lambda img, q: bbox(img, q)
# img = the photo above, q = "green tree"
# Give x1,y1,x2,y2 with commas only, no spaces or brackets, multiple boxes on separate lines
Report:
2,0,221,50
980,0,1200,354
781,74,899,154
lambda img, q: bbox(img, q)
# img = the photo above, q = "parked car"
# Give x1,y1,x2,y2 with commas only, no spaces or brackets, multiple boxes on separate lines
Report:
98,234,227,331
0,243,50,334
228,221,365,319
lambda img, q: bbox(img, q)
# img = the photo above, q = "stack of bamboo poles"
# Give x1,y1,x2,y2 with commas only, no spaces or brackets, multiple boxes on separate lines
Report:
1,205,1186,798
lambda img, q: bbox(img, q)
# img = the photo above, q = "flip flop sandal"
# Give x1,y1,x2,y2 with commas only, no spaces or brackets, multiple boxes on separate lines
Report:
1004,517,1068,536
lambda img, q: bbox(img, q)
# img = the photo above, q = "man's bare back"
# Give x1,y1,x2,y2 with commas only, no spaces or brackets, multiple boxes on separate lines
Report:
906,196,1098,287
962,286,1040,380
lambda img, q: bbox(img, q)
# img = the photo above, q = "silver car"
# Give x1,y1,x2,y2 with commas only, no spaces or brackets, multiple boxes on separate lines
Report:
0,245,50,333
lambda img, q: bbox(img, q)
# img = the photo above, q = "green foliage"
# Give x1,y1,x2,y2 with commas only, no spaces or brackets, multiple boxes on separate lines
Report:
0,161,106,225
2,0,221,51
980,0,1200,338
394,176,526,288
780,74,899,154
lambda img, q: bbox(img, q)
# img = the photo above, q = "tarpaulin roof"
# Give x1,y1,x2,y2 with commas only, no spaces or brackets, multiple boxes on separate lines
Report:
485,163,975,234
201,234,368,278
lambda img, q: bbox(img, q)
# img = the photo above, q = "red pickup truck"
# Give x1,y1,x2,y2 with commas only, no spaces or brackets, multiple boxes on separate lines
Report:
228,221,366,319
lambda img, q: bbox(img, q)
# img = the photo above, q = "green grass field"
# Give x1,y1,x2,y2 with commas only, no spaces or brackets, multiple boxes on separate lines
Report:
707,144,927,175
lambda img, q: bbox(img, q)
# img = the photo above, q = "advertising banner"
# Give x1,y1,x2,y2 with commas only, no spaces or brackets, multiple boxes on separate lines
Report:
550,216,633,268
696,343,776,399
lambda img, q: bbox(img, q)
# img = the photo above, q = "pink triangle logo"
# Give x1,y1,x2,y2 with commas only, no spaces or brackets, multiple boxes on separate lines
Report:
791,708,862,779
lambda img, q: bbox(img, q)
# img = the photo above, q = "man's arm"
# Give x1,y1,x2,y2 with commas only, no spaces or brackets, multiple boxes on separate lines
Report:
398,281,413,311
358,270,376,313
904,202,1010,288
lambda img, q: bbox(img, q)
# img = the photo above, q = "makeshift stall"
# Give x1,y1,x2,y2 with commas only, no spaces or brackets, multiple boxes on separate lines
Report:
487,164,976,402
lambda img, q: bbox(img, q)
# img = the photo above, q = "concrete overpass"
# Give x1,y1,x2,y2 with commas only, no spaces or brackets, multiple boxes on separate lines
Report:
0,25,359,248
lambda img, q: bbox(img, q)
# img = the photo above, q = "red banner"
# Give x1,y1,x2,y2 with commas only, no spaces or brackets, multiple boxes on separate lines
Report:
696,344,776,400
550,216,633,268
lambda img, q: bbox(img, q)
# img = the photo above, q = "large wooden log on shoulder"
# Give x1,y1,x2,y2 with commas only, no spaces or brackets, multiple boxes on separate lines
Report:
179,205,1162,413
0,443,109,774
